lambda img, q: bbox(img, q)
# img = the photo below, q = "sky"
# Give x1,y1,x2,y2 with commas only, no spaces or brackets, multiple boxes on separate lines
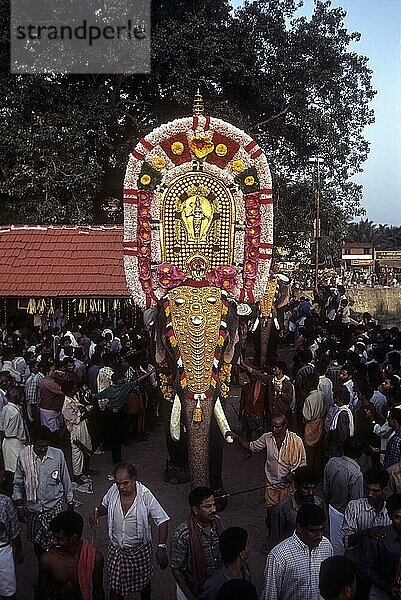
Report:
233,0,401,226
301,0,401,226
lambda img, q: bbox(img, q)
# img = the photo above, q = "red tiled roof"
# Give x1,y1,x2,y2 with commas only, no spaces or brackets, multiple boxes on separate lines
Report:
0,226,130,297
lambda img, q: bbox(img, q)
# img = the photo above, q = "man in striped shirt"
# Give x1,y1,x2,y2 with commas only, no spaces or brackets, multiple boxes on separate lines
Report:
384,408,401,468
341,467,391,599
262,504,333,600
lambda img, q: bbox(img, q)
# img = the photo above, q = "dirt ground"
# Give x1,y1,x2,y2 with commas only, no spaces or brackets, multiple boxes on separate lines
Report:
16,387,269,599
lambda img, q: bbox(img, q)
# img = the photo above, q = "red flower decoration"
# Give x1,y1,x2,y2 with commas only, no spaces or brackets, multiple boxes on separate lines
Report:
247,225,261,237
245,193,261,209
246,237,259,248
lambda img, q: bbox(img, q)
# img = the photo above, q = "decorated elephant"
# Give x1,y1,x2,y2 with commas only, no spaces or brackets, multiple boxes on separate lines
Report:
258,273,291,369
122,91,273,490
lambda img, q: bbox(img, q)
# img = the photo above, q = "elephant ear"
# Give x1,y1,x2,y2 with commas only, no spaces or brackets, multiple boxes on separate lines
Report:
223,301,239,363
154,300,180,380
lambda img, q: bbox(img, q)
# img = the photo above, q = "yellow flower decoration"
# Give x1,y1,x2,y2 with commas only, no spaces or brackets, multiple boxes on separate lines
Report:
221,304,228,315
170,336,177,347
215,143,228,157
140,174,151,185
220,382,229,399
153,155,166,169
217,335,225,346
171,141,184,155
231,160,245,172
244,175,255,186
190,136,214,159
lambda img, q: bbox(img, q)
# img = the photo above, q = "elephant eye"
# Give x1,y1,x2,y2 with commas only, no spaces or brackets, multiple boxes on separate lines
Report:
207,296,217,304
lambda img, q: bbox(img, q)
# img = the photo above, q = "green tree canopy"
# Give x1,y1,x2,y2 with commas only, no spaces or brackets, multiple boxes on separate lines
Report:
1,0,375,260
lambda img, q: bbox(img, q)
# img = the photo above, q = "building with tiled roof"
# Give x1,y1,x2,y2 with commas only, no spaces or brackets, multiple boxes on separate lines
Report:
0,225,132,325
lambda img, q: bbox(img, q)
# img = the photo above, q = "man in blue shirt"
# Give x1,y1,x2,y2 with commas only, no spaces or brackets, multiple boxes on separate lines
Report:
92,368,153,464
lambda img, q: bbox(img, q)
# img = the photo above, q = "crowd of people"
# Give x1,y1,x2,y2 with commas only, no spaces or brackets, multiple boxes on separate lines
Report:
0,283,401,599
340,268,401,288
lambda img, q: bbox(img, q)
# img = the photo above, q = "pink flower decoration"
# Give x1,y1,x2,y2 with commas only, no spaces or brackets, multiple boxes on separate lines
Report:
138,219,151,231
138,206,151,217
138,258,151,281
157,263,187,289
206,265,237,292
138,190,153,207
137,227,151,243
244,260,258,278
247,247,259,260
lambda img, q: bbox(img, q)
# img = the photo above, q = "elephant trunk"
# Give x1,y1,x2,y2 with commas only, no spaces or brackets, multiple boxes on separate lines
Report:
183,397,213,487
260,316,273,369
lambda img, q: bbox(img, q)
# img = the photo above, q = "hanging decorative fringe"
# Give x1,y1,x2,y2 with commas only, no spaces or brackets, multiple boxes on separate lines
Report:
48,299,54,315
193,399,202,422
37,298,46,314
27,298,36,314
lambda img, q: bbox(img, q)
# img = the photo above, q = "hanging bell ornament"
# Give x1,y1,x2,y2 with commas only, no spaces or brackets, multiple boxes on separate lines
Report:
193,399,202,422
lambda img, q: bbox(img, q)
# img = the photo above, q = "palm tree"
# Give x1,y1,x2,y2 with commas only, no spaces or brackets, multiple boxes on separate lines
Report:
346,218,377,243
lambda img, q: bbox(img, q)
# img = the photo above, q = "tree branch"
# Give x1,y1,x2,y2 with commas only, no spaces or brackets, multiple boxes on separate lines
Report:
250,105,290,132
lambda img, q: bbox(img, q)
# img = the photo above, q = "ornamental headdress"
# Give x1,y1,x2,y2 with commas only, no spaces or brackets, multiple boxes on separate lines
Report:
123,91,273,307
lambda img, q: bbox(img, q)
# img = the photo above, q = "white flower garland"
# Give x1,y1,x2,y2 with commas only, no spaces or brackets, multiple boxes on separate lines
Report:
123,115,273,307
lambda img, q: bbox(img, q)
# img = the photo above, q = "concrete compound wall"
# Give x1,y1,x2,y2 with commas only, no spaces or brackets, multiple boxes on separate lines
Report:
348,287,401,318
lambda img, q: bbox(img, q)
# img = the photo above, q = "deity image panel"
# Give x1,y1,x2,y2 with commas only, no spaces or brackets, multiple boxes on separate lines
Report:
160,171,235,275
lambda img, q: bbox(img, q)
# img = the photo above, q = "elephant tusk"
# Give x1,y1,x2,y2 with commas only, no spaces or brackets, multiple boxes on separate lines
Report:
214,398,233,443
170,394,181,441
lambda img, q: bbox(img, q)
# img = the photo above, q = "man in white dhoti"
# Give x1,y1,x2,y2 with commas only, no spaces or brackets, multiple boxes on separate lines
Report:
90,463,169,600
0,387,27,473
61,381,93,483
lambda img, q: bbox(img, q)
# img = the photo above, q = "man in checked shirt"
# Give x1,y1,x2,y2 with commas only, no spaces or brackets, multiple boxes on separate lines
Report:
262,503,333,600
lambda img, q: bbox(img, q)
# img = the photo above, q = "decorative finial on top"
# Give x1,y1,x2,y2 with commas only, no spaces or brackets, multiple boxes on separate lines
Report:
193,87,204,116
